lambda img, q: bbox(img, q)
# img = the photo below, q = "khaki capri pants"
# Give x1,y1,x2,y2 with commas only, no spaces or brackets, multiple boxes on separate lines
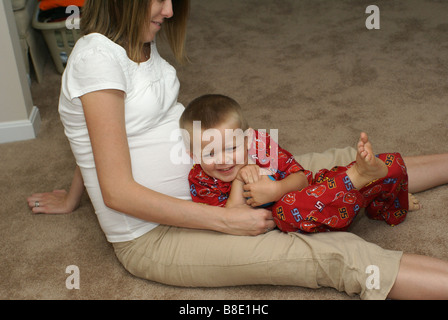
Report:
113,147,403,300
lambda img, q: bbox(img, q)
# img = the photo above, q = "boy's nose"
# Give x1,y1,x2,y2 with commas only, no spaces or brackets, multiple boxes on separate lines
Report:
224,152,234,164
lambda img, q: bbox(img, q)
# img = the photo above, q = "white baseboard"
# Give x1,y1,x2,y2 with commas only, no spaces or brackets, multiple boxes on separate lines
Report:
0,106,41,144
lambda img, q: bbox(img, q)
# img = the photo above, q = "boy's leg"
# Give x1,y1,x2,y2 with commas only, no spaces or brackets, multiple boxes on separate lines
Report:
295,139,448,195
299,133,390,192
272,167,364,233
345,132,389,190
361,153,409,226
274,133,393,233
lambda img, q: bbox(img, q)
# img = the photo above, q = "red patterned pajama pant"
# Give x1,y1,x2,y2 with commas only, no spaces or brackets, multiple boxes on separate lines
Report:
272,153,409,233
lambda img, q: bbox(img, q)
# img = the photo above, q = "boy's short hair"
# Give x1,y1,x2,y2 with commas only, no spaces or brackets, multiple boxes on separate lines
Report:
180,94,249,133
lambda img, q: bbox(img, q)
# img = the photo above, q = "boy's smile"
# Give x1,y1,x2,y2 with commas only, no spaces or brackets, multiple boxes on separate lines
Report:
215,165,238,178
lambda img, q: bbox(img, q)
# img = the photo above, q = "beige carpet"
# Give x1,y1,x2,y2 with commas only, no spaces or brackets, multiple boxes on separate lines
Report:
1,0,447,300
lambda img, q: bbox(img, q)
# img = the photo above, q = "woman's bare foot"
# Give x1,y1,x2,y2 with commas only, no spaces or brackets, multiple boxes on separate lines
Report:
408,193,421,211
347,132,388,190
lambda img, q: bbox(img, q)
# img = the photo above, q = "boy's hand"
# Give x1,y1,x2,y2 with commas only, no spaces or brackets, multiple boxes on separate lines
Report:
243,175,280,207
236,164,261,184
237,164,272,184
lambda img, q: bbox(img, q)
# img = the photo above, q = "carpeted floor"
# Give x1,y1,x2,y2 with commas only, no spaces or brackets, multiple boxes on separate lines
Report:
1,0,447,300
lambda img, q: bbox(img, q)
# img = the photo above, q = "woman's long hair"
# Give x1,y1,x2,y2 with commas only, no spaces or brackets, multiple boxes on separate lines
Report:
81,0,190,63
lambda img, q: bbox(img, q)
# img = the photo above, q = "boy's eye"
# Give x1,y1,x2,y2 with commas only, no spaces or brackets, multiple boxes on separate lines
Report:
226,145,239,152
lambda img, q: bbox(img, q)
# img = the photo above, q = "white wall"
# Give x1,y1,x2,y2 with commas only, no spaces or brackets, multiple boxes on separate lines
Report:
0,0,40,144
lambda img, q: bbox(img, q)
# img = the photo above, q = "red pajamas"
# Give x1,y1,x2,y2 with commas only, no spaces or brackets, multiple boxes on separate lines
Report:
272,153,409,233
188,130,409,234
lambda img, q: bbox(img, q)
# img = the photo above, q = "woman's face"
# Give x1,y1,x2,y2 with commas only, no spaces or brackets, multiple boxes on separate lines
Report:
143,0,174,43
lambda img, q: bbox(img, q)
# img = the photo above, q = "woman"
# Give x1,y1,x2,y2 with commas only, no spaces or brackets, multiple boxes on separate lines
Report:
28,0,448,299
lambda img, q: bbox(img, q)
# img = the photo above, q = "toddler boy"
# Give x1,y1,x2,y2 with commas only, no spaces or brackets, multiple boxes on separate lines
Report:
180,94,412,233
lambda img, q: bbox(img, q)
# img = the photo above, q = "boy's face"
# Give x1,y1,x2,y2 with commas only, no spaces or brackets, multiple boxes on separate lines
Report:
191,119,253,183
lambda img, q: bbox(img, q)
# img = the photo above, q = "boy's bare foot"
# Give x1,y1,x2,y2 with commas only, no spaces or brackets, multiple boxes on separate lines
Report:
408,193,421,211
347,132,388,190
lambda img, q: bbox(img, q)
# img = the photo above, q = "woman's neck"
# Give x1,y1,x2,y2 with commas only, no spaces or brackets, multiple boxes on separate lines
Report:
141,42,151,62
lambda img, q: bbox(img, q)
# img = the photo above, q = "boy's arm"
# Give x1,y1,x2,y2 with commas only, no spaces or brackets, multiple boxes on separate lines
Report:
276,171,309,198
244,171,309,207
225,179,247,208
226,165,260,208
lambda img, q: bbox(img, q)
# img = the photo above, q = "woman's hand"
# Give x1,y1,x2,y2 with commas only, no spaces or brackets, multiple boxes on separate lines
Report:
27,190,80,214
221,205,276,236
27,166,84,214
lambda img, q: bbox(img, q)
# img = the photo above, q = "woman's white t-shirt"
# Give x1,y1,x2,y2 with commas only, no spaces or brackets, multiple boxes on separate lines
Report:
59,33,192,243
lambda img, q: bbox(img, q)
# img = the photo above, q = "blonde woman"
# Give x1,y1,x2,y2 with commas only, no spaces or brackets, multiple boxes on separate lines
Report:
28,0,448,300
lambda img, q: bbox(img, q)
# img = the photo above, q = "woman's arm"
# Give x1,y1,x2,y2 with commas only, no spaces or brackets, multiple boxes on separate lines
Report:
80,89,275,236
27,165,84,214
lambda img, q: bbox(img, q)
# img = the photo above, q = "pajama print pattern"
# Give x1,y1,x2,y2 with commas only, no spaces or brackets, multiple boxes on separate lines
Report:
189,131,409,233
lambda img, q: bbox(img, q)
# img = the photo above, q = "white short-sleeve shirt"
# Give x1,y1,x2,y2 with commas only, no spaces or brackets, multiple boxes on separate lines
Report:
59,33,192,242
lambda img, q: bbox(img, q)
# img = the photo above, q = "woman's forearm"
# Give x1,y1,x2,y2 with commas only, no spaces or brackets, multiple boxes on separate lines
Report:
67,165,85,210
105,179,275,236
105,179,223,230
